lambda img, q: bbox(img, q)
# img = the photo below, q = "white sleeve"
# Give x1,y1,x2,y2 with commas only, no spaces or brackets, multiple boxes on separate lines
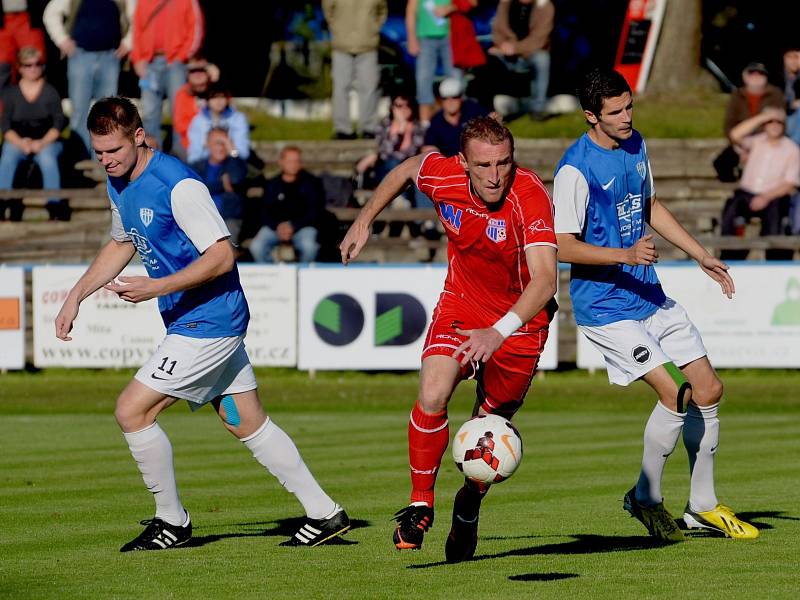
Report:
109,199,130,242
42,0,71,47
552,164,589,234
170,178,230,253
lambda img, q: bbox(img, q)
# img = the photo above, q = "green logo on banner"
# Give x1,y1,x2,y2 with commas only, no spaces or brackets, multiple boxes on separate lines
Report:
314,298,341,333
375,306,403,345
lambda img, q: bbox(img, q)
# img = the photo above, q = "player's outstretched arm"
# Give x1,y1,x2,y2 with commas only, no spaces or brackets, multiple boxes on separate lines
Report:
55,239,136,340
340,154,425,264
454,245,558,365
105,238,235,303
648,195,735,298
556,232,658,266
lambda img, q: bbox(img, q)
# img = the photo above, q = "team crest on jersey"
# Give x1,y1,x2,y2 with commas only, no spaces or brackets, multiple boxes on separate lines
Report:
636,161,646,180
140,208,154,227
439,203,462,233
486,218,506,243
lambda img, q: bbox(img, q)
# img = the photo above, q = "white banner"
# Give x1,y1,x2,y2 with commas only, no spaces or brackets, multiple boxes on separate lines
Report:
33,265,298,368
577,264,800,370
298,266,558,371
0,267,25,370
238,264,297,366
33,266,164,368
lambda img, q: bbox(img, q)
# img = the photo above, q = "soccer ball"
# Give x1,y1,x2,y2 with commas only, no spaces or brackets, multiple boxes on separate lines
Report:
452,414,523,484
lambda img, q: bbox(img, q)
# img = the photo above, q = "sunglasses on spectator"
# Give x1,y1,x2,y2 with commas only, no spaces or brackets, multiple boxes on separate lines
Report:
188,67,207,73
20,62,43,68
764,119,784,125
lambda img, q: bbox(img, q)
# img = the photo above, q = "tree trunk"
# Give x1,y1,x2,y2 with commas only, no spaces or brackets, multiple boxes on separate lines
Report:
645,0,716,95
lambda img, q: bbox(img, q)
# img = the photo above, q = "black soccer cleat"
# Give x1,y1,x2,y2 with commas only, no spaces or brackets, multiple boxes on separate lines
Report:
280,508,351,547
120,513,192,552
445,484,483,563
393,504,434,550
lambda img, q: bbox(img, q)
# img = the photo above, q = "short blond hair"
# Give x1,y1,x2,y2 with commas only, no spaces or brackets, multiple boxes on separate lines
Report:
17,46,42,65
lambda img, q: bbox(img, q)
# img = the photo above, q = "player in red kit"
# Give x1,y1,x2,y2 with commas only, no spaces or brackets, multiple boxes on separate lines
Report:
340,116,557,562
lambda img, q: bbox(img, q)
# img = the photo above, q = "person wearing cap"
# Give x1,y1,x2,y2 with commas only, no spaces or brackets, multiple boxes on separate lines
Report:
720,107,800,261
173,55,220,155
723,62,784,139
42,0,135,156
422,76,489,157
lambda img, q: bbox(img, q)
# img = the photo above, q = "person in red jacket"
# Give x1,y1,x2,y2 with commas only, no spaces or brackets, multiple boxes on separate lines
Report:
172,55,219,156
130,0,204,149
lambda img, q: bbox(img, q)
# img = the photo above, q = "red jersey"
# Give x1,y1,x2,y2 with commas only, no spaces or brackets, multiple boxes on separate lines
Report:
416,152,557,331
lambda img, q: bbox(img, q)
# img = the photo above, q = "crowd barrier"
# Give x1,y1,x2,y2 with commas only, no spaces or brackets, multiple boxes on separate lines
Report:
1,264,798,371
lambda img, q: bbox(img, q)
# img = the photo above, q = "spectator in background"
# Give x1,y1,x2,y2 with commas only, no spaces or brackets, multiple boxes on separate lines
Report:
0,46,66,221
249,146,324,264
186,84,250,164
723,62,783,139
450,0,485,75
130,0,204,149
720,108,800,261
42,0,134,157
0,1,46,92
406,0,456,124
422,76,489,157
489,0,554,118
190,127,248,247
173,55,219,155
356,92,427,204
356,92,430,238
781,46,800,145
322,0,386,140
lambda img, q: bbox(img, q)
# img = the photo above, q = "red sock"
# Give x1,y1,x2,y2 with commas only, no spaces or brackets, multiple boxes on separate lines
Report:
408,401,449,508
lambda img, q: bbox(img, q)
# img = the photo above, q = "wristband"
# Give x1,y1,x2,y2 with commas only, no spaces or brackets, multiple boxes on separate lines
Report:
492,311,523,339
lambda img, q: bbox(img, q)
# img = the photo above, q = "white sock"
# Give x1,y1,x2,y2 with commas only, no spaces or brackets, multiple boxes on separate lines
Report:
635,401,684,506
683,402,720,512
242,418,337,520
123,422,186,526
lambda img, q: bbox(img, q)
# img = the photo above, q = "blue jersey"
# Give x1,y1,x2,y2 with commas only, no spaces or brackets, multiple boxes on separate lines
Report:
553,131,666,326
107,151,249,337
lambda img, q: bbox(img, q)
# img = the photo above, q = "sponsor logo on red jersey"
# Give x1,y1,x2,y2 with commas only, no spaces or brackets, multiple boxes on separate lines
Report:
439,203,463,233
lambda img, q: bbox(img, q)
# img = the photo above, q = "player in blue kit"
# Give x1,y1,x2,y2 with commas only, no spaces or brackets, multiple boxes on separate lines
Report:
553,69,757,541
55,97,349,551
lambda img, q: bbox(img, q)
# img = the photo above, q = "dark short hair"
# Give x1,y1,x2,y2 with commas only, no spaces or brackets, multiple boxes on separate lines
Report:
460,116,514,156
207,126,230,139
279,145,302,159
87,96,143,139
578,68,632,117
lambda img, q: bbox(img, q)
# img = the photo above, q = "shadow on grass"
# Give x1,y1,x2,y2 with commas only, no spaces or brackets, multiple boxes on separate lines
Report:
408,534,669,569
509,573,580,582
186,517,370,548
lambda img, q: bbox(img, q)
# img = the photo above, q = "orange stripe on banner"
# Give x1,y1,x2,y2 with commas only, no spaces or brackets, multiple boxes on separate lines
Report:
0,297,20,330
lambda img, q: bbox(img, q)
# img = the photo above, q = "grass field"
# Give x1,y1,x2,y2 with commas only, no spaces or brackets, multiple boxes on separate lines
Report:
1,368,799,599
243,92,729,141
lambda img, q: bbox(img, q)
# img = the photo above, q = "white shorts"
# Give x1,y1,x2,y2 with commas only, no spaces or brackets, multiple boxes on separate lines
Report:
579,297,707,386
134,334,257,406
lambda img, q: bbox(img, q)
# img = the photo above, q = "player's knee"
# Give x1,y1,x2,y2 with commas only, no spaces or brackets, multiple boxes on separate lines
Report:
695,377,724,406
114,402,147,431
417,387,449,414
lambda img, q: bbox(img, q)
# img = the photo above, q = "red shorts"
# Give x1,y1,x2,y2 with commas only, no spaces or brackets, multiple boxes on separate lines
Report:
421,297,548,417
